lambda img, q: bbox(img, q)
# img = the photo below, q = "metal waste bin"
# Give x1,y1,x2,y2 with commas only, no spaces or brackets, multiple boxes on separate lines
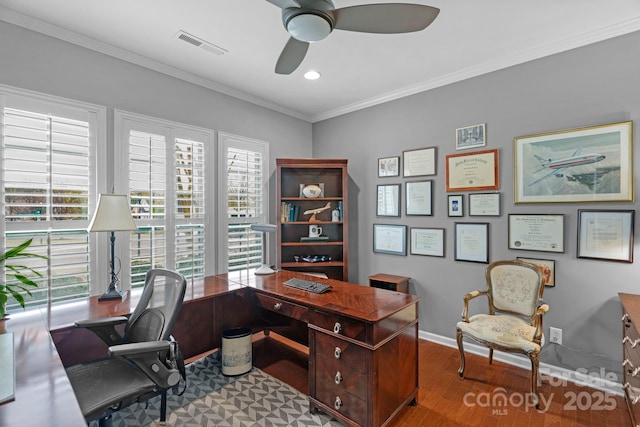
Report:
221,327,252,376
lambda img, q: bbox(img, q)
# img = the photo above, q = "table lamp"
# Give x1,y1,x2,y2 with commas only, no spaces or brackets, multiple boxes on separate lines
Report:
250,223,277,275
88,193,138,300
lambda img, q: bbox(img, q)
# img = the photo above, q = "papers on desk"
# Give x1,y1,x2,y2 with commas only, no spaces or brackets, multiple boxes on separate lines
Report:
0,333,15,404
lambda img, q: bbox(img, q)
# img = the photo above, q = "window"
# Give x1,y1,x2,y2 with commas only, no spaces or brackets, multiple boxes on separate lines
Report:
218,133,269,272
0,86,106,311
115,111,213,287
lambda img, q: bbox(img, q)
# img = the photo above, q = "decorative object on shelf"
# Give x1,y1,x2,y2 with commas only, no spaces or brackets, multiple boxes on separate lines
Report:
454,222,489,263
508,214,564,253
88,193,138,301
446,148,499,192
308,224,322,238
300,183,324,198
577,209,634,263
514,121,632,203
447,194,464,217
373,224,407,256
331,209,340,222
303,202,332,222
250,223,278,275
456,123,486,150
293,255,332,263
403,147,437,177
378,156,400,177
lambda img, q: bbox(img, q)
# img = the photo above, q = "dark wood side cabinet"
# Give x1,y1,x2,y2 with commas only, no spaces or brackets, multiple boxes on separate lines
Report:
368,273,410,293
620,293,640,426
276,158,348,280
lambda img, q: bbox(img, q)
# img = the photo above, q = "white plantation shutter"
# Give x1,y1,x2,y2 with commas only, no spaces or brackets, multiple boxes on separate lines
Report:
1,88,106,311
219,133,269,272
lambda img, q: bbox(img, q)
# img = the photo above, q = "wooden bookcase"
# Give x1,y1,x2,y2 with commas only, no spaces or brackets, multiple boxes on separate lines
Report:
276,158,348,280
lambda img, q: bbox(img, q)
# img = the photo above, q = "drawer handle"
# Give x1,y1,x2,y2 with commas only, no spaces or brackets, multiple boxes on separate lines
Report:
273,302,282,311
624,336,640,348
334,347,342,359
334,396,343,411
333,322,342,334
335,371,343,385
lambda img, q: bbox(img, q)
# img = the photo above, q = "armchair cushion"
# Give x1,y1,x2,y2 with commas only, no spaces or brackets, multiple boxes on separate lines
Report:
457,314,539,353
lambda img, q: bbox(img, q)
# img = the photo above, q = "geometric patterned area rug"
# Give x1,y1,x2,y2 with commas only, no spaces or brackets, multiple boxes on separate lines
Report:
97,351,344,426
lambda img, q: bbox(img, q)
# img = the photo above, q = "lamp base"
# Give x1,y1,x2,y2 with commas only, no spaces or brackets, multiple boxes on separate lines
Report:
98,288,128,301
254,264,276,275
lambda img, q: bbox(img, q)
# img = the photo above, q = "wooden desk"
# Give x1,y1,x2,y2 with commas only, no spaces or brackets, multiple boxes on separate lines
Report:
0,270,419,427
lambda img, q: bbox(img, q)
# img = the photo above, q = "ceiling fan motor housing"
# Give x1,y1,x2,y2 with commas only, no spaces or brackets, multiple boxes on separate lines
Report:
282,0,336,42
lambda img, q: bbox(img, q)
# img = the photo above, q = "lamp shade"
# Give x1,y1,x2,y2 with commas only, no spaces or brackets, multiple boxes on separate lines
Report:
88,194,137,232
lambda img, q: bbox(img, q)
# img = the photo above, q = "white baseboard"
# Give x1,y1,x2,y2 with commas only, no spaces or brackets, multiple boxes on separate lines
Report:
420,331,623,396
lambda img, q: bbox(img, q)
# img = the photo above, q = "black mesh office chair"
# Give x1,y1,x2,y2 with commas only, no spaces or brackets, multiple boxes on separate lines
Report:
66,269,187,427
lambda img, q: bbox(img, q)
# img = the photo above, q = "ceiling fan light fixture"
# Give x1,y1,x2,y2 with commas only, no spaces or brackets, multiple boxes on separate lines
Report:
287,13,332,42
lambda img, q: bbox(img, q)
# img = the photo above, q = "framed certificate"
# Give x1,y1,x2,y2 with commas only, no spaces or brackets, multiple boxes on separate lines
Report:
403,147,436,177
469,193,500,216
577,209,634,262
410,227,444,257
454,222,489,263
376,184,401,217
405,180,432,216
445,149,499,192
378,156,400,177
508,214,564,253
373,224,407,256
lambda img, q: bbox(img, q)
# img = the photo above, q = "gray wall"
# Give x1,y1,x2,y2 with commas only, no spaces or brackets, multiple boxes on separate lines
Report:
312,31,640,364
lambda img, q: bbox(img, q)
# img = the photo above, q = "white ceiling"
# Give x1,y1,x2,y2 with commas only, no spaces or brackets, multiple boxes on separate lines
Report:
1,0,640,122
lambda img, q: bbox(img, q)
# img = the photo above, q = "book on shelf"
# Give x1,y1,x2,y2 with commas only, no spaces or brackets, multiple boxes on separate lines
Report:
281,202,300,222
300,236,329,242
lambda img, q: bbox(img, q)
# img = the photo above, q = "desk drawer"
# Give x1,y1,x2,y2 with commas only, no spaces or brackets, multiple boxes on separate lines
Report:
315,332,367,374
316,380,366,426
311,311,367,342
254,292,308,322
316,353,367,399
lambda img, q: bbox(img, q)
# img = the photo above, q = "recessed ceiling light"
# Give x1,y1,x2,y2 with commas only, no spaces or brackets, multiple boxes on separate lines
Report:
304,70,321,80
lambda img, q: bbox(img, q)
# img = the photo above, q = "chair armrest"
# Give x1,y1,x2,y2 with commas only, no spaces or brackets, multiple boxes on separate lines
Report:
74,316,128,346
461,290,488,322
533,303,550,342
109,341,181,389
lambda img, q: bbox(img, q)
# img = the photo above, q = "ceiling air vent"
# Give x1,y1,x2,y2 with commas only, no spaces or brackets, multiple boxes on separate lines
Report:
175,30,228,56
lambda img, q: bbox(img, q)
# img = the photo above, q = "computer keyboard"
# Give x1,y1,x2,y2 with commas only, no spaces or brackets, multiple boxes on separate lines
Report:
284,277,332,294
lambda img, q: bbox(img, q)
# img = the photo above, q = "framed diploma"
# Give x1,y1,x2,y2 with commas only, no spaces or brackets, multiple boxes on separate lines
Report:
454,222,489,263
410,227,444,257
445,149,499,192
508,214,564,253
469,192,501,216
577,209,634,263
403,147,436,177
373,224,407,256
376,184,401,217
405,180,432,216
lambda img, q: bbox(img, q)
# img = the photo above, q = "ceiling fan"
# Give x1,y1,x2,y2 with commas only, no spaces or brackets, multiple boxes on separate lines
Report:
265,0,440,75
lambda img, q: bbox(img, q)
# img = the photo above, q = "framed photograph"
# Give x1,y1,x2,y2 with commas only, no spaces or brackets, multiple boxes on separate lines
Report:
469,192,501,216
508,214,564,253
376,184,401,217
448,194,464,217
514,121,633,203
373,224,407,256
405,180,432,216
516,257,556,287
445,148,499,192
456,123,486,150
410,227,445,257
403,147,436,177
454,222,489,263
577,209,634,263
378,156,400,177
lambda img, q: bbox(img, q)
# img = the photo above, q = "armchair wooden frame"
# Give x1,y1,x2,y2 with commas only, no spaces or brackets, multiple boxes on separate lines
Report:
456,259,549,407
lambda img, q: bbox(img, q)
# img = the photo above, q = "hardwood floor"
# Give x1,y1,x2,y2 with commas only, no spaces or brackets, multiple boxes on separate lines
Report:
252,334,632,427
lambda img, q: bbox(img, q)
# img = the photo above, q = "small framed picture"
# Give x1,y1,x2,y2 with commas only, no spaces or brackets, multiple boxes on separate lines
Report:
378,156,400,177
456,123,486,150
410,227,444,257
454,222,489,263
373,224,407,256
516,257,556,287
577,209,634,263
376,184,401,217
447,194,464,217
469,193,501,216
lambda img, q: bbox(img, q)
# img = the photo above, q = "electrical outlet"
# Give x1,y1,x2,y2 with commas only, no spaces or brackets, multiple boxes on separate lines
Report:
549,327,562,345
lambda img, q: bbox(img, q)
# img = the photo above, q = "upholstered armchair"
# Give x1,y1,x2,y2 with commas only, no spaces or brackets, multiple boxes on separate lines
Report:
456,259,549,407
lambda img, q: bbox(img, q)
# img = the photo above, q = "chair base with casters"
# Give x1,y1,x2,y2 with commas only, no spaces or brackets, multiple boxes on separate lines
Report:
455,260,549,408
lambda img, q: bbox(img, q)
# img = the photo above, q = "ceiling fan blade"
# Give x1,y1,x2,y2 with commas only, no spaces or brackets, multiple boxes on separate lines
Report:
264,0,300,9
275,37,310,75
334,4,439,33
